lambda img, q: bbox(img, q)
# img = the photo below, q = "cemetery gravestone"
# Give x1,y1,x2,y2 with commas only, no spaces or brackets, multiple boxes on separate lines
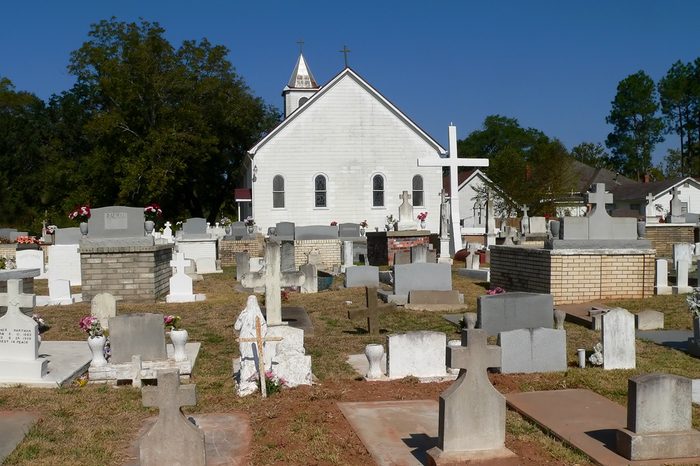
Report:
392,250,410,265
497,328,567,374
528,217,547,235
393,263,452,297
477,292,554,336
616,373,700,460
274,222,295,241
267,326,312,387
410,244,428,263
396,191,415,231
601,308,636,370
295,225,338,240
635,310,664,330
674,243,694,270
167,253,199,303
674,259,692,294
181,218,209,239
54,227,82,245
91,293,117,330
235,252,250,281
109,314,167,364
0,278,48,382
339,223,360,238
670,188,685,223
347,287,392,335
299,263,318,294
656,259,671,295
387,331,447,379
280,241,295,272
140,369,205,466
48,279,73,305
342,241,354,271
427,328,518,465
344,265,379,288
87,206,147,240
15,250,46,279
228,221,247,240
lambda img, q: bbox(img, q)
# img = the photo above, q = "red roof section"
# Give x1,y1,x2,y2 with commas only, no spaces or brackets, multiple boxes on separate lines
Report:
442,169,477,196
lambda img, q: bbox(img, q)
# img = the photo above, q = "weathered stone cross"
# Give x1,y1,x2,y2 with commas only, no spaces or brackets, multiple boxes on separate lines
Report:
437,329,505,453
418,125,489,255
140,369,205,466
587,183,613,218
399,191,411,204
241,241,305,326
0,279,36,317
347,287,393,335
170,252,190,276
521,205,529,218
236,316,283,398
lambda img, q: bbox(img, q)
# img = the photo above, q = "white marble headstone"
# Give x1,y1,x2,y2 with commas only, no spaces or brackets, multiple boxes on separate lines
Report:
602,308,636,370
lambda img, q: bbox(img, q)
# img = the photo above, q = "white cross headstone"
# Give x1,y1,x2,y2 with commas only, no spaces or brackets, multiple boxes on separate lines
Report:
0,276,49,382
418,125,489,255
162,221,173,240
645,193,658,223
167,253,196,303
520,205,530,235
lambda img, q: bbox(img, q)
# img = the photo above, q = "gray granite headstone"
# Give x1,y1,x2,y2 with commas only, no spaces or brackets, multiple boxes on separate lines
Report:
229,221,247,240
338,223,361,238
275,222,295,241
477,292,554,336
393,250,411,265
54,227,82,245
280,241,295,272
393,263,452,296
344,265,379,288
181,217,209,238
235,252,250,281
410,244,428,263
295,225,338,240
108,313,167,364
87,206,145,238
498,328,567,374
635,310,664,330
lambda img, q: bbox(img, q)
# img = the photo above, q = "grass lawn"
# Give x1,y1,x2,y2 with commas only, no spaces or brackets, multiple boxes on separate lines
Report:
2,266,699,465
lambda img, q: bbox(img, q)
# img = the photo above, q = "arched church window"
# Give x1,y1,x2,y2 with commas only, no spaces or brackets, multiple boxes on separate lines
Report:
412,175,424,207
298,97,309,106
373,175,385,207
273,175,285,208
315,175,327,208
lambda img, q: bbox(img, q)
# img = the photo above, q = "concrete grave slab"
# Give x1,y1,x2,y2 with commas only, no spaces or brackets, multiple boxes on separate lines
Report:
0,411,40,463
338,400,438,466
345,353,457,383
506,389,700,466
557,301,610,330
477,292,554,336
0,341,92,388
405,290,466,312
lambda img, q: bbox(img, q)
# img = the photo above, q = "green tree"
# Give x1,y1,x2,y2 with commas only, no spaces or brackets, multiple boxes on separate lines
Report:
459,115,577,216
0,77,47,231
570,142,612,169
658,60,698,176
605,70,664,180
64,18,279,222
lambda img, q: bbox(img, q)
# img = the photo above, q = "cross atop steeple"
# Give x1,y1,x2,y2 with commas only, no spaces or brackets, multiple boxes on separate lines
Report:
296,39,304,53
339,45,351,68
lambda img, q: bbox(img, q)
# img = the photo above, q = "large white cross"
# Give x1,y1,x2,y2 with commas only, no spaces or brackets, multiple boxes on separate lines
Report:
418,125,489,254
0,279,36,316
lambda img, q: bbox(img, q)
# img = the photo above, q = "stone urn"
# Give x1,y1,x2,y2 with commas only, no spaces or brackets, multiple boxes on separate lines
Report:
169,329,189,362
549,220,560,239
79,222,88,237
364,344,384,379
420,220,426,229
144,220,155,235
87,335,108,367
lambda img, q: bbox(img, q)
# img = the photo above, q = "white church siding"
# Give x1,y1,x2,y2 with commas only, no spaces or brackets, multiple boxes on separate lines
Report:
250,70,445,234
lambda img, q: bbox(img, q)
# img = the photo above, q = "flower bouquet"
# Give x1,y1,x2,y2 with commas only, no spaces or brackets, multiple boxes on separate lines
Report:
144,203,163,221
68,205,91,223
164,315,182,331
417,212,428,222
79,315,104,338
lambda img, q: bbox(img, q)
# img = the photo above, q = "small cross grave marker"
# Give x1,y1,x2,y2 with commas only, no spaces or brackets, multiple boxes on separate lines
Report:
347,287,393,335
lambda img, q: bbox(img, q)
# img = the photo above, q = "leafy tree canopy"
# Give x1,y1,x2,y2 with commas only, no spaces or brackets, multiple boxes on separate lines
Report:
458,115,577,216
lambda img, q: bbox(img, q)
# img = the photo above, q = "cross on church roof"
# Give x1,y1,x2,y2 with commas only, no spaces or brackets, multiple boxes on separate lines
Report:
339,45,351,68
142,369,197,415
297,39,304,53
447,329,501,374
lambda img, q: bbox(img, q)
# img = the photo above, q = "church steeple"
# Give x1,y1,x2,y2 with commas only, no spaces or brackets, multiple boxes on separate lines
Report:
282,52,320,118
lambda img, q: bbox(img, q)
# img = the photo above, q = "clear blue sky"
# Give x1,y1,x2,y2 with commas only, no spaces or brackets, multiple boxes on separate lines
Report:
2,1,698,164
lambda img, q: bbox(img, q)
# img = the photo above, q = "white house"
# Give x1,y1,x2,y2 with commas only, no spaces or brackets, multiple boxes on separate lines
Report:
241,54,446,233
610,176,700,219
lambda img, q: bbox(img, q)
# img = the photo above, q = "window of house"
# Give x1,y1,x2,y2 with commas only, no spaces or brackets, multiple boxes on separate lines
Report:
412,175,424,207
315,175,327,207
372,175,384,207
273,175,285,208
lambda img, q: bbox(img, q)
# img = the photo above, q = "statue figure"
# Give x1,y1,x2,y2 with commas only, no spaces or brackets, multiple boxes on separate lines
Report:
234,295,267,396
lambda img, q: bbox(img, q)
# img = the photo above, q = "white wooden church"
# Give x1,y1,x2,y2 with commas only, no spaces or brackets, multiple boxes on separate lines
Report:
239,53,450,234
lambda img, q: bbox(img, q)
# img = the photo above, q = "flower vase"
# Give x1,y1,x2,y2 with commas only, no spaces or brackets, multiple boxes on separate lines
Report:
247,225,255,234
79,222,88,237
169,329,189,362
144,220,155,235
360,227,366,237
87,335,108,367
420,221,426,229
364,344,384,379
